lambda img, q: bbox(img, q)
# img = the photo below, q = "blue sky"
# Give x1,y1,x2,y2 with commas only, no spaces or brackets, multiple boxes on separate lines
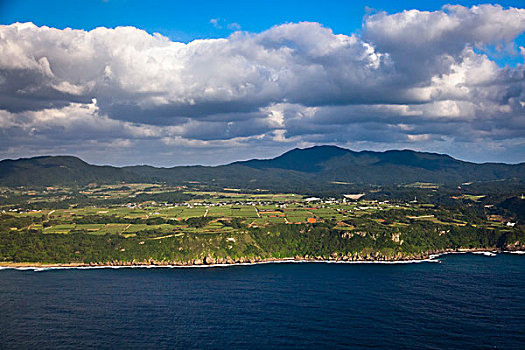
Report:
0,1,524,165
0,0,522,33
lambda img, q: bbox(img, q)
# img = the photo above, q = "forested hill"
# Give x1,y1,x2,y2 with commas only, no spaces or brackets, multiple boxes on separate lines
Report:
1,146,524,188
0,156,140,187
232,146,525,184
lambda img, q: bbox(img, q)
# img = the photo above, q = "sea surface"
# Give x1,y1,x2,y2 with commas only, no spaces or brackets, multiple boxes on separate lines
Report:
0,253,524,349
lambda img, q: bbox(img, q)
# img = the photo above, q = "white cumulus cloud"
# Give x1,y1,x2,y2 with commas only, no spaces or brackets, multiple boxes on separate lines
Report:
0,4,524,164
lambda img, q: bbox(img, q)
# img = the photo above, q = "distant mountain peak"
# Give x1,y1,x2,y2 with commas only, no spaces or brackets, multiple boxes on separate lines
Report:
233,145,352,173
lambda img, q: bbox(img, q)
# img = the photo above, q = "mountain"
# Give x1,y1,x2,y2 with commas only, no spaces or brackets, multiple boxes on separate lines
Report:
231,146,524,185
0,146,523,188
0,156,140,187
233,145,351,173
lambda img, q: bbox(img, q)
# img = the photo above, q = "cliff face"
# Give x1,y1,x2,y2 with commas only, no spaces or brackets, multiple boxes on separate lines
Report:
3,246,524,268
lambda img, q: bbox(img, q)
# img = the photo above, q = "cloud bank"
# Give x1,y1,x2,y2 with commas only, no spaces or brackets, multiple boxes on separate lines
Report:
0,4,524,165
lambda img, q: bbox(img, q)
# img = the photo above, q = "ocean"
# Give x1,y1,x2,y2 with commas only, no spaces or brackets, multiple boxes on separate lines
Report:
0,253,524,349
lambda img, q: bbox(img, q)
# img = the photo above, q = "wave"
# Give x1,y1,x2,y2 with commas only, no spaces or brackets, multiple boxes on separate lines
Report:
503,250,525,255
428,252,465,259
309,259,440,265
429,250,498,259
429,254,444,259
471,251,497,257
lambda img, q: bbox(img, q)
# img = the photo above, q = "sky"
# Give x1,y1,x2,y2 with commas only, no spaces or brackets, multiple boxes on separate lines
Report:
0,1,524,166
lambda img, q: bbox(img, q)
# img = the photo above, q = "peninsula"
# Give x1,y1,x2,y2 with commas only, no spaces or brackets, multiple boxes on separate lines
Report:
1,146,523,266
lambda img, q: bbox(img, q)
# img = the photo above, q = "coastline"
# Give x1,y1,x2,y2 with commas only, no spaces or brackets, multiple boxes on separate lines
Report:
1,247,523,270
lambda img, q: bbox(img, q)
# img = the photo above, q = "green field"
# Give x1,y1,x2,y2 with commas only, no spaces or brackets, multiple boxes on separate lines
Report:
1,183,522,244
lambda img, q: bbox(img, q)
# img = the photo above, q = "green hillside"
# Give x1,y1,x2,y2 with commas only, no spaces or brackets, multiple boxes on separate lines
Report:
0,156,140,187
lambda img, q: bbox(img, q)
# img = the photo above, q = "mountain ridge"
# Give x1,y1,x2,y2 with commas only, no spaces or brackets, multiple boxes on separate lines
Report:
1,146,524,187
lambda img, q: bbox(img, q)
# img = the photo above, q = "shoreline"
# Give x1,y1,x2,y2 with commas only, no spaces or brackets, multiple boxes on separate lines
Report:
0,258,438,271
1,248,523,270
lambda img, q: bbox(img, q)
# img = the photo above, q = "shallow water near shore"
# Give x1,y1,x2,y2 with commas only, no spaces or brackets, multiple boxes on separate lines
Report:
1,253,524,349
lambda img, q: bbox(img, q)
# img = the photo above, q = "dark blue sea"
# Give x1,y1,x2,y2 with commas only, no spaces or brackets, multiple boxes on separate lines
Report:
1,253,524,349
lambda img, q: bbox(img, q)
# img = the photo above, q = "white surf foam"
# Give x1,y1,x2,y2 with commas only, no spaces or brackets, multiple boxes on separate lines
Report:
471,251,497,257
